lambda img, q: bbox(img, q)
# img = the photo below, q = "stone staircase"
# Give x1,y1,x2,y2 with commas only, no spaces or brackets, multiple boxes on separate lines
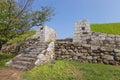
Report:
7,42,48,70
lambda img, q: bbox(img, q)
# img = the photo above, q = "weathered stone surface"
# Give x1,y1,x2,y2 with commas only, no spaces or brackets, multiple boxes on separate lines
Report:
114,49,120,53
55,41,120,65
115,57,120,61
73,56,78,60
115,53,120,57
73,20,120,49
33,26,57,42
76,53,84,56
86,56,93,60
102,55,114,60
100,47,113,52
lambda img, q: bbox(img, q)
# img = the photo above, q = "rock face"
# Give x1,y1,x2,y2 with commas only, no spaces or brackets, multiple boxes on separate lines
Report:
55,40,120,65
73,20,120,49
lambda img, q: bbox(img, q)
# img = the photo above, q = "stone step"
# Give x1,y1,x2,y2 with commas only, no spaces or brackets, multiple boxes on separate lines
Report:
22,54,38,58
18,57,36,61
35,47,46,50
30,49,44,52
11,64,28,70
26,52,39,54
14,60,31,65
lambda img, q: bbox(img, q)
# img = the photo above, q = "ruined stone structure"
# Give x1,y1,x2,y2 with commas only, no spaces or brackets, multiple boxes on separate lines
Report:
34,26,57,42
55,20,120,65
73,20,91,43
6,26,56,70
73,20,120,49
6,20,120,70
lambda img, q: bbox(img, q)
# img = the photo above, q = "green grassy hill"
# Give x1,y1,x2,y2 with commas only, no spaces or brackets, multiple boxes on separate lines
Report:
91,23,120,35
23,60,120,80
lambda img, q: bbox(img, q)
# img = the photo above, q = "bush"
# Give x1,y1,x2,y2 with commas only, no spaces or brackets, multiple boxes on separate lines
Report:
0,53,15,68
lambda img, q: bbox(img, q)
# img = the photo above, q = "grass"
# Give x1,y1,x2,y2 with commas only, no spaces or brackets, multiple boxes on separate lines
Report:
23,60,120,80
91,23,120,35
6,30,36,45
0,53,15,68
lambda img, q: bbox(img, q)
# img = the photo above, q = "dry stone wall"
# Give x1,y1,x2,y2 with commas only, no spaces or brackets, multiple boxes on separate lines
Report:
55,40,120,65
73,20,120,49
35,42,55,66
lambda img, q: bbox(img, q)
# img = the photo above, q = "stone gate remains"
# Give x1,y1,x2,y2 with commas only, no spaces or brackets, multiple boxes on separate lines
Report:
55,20,120,65
6,20,120,70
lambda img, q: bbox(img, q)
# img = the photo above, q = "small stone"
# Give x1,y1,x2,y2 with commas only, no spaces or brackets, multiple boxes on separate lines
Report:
73,56,78,60
115,53,120,57
76,53,84,56
109,61,116,65
114,49,120,53
87,56,93,60
100,47,113,52
93,56,98,60
103,60,109,64
115,57,120,61
82,44,91,48
81,50,88,53
81,56,86,59
102,55,114,60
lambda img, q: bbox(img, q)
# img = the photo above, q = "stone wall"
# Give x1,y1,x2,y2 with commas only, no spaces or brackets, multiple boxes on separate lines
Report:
55,41,120,65
2,38,39,54
35,42,55,66
73,20,120,49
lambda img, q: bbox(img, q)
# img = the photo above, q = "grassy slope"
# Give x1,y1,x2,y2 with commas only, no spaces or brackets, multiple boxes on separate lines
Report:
0,54,15,68
23,60,120,80
91,23,120,35
6,30,36,45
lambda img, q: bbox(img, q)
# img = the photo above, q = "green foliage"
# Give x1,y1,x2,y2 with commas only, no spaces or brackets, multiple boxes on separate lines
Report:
91,23,120,35
23,60,120,80
0,0,54,47
6,30,36,45
32,6,54,26
0,53,15,68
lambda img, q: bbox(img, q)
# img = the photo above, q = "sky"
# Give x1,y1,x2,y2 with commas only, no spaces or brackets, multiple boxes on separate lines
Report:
32,0,120,39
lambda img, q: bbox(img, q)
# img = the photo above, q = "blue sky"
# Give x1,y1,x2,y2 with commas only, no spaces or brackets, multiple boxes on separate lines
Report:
33,0,120,39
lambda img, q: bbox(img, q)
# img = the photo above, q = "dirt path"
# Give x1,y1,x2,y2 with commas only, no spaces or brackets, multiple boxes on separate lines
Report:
0,68,25,80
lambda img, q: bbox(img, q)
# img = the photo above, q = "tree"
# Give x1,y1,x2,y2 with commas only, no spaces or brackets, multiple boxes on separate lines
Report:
32,6,54,26
0,0,54,50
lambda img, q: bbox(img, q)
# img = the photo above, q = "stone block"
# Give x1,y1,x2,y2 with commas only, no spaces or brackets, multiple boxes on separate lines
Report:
87,56,93,60
102,55,114,60
114,49,120,53
115,53,120,57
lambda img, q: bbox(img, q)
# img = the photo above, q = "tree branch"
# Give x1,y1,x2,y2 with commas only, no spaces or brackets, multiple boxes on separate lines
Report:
14,0,32,18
